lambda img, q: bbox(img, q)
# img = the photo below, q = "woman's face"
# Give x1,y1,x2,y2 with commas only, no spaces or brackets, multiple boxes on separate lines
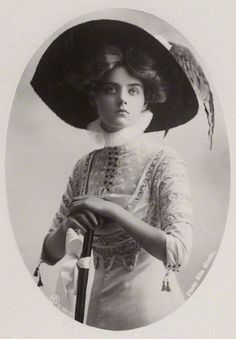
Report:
94,66,147,132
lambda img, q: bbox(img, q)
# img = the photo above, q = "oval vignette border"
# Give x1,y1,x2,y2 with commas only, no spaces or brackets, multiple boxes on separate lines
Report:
1,3,234,339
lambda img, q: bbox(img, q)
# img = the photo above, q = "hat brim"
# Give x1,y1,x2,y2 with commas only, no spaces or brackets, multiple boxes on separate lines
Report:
31,19,199,131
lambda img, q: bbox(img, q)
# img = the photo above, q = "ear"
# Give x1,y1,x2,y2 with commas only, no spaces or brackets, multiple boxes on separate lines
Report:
142,101,148,112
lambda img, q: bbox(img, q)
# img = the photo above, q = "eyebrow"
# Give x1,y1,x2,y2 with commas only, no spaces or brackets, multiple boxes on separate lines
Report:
101,82,143,88
128,83,143,88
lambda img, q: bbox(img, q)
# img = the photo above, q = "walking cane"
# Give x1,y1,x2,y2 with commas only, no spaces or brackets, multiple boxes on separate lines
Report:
74,229,94,323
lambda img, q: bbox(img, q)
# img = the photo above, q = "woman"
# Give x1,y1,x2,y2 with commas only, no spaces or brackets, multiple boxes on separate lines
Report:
32,20,214,330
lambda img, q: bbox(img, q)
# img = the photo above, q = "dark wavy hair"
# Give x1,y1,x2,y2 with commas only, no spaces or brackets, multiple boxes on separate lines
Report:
71,44,168,107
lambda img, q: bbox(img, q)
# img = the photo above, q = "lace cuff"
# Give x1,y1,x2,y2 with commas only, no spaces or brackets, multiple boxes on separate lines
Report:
165,223,192,270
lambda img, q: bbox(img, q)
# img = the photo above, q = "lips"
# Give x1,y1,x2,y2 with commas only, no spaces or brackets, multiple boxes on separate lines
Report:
115,109,129,114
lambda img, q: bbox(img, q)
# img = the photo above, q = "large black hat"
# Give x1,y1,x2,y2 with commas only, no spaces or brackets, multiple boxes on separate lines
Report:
31,19,214,146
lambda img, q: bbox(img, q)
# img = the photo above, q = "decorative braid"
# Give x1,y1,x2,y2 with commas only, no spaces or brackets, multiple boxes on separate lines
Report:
169,43,215,149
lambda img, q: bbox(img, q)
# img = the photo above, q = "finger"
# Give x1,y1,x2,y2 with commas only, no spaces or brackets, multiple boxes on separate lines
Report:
72,195,88,202
70,198,95,214
68,216,87,235
72,213,96,232
69,202,84,215
82,209,99,227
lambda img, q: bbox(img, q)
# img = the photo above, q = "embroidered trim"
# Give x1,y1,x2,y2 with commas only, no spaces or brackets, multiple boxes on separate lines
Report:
161,192,190,205
165,263,181,272
161,212,192,228
93,243,141,272
80,151,97,195
92,230,141,272
93,229,134,246
159,173,187,193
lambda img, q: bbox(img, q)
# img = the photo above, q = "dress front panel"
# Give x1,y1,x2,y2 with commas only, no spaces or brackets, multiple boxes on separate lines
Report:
41,135,193,330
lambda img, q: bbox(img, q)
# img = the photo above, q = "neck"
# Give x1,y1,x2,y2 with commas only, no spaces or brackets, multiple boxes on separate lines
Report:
100,121,123,133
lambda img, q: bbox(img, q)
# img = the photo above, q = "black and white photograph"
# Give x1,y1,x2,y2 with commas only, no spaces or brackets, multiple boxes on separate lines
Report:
1,2,235,338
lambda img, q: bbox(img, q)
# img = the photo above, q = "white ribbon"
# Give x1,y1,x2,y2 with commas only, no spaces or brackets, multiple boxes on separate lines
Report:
55,228,91,303
77,256,91,269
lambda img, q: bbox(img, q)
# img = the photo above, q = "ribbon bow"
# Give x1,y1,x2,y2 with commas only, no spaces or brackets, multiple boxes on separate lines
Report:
61,228,91,296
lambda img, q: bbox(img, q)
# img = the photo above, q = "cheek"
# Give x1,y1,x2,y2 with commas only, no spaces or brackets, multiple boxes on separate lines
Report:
95,98,116,121
95,96,114,110
131,96,145,110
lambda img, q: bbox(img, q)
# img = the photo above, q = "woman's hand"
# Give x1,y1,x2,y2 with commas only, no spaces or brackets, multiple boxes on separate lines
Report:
71,195,118,218
67,208,101,234
67,195,120,234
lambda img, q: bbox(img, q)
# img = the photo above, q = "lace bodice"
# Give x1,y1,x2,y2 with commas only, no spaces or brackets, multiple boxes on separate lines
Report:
41,135,192,276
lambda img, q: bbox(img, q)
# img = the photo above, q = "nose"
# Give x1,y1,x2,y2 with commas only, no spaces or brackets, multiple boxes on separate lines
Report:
118,90,127,106
119,98,127,106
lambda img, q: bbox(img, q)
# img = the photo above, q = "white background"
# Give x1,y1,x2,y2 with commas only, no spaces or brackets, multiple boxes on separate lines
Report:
1,1,236,338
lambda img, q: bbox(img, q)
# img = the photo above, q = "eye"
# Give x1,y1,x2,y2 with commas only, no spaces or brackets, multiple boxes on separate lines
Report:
103,85,117,94
128,87,141,95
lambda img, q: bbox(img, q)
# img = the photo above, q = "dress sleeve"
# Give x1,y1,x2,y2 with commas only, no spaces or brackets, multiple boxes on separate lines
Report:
40,159,82,265
157,150,193,272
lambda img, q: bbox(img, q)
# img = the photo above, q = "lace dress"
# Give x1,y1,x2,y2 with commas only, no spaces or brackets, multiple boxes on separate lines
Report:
40,131,192,330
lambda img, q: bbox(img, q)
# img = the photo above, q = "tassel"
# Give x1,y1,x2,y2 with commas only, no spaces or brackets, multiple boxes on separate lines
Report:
33,266,39,277
34,259,43,287
162,270,172,292
162,281,166,291
37,273,43,287
166,280,171,292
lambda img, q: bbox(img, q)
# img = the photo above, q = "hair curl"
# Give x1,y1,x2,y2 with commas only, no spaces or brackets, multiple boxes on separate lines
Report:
71,44,168,107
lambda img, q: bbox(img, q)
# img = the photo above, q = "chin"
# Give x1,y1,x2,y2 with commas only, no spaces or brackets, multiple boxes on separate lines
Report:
103,120,131,132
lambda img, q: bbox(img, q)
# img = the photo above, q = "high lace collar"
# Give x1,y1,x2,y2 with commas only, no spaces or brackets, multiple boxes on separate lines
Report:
87,111,153,148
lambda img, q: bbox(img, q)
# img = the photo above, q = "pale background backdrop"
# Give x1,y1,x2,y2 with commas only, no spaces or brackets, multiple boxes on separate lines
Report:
1,1,236,338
